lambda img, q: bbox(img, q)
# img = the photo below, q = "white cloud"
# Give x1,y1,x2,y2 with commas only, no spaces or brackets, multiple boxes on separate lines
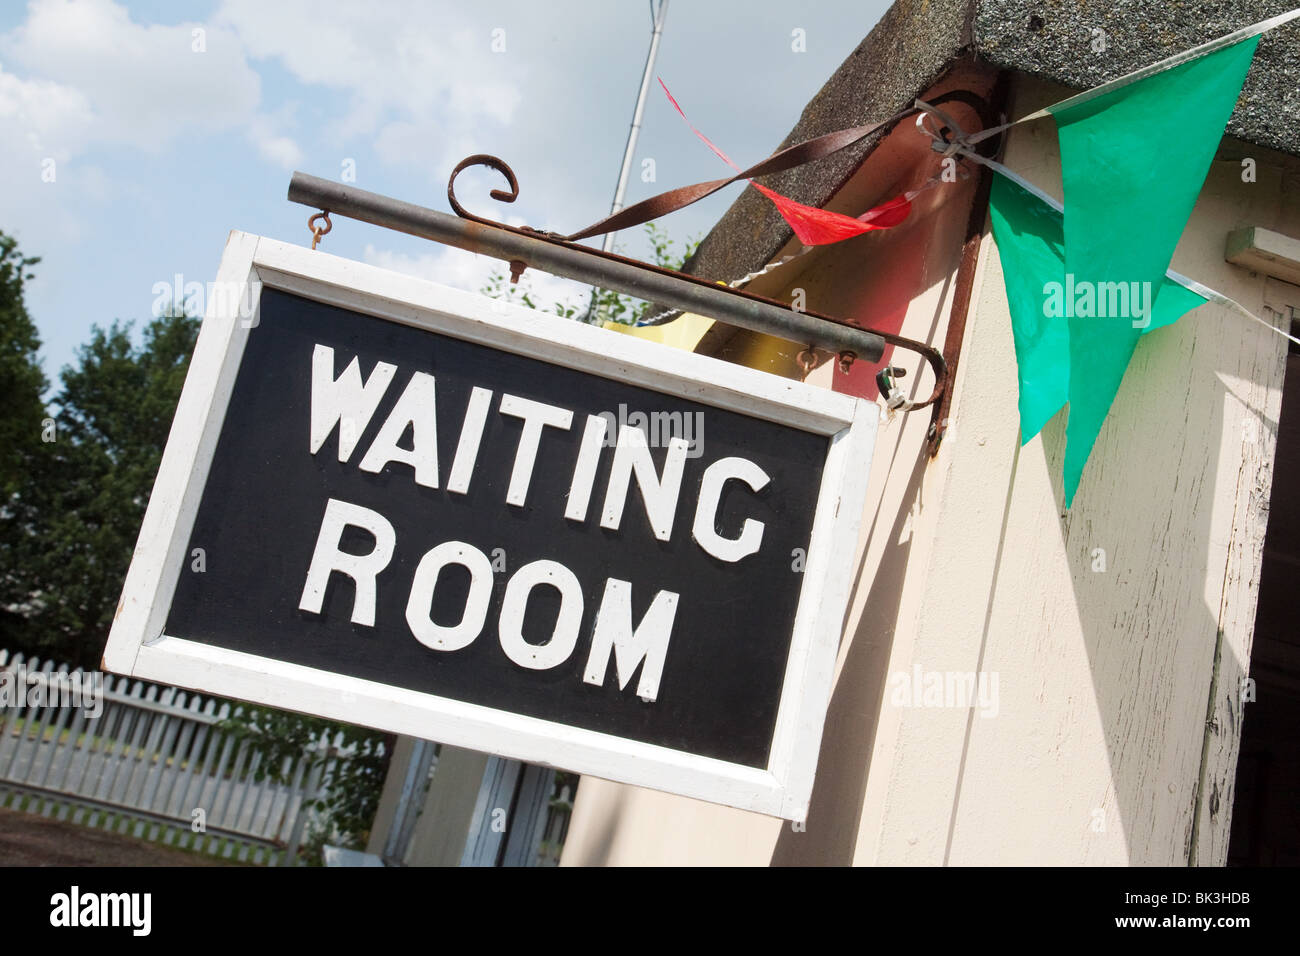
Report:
0,0,301,168
0,65,100,247
247,113,304,169
214,0,523,173
4,0,260,148
0,0,310,275
361,242,590,313
362,244,488,288
0,70,94,158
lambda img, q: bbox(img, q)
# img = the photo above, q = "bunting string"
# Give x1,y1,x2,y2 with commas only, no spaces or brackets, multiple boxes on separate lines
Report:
599,9,1300,505
635,174,951,327
948,134,1300,349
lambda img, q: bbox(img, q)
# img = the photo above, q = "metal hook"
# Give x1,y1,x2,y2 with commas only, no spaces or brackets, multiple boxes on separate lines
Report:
797,347,819,379
308,211,332,250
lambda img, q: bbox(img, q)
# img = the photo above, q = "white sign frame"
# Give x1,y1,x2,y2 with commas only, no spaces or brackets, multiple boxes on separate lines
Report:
103,230,877,821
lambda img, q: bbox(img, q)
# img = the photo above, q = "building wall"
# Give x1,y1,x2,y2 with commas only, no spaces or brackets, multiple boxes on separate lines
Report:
560,73,1296,866
560,87,983,865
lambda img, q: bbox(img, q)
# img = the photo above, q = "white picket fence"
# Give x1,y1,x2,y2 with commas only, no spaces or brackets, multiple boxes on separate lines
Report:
0,649,355,865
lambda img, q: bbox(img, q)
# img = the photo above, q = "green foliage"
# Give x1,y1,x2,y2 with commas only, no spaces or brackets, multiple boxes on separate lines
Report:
0,244,399,859
0,232,50,642
5,307,200,666
218,707,392,860
480,268,542,312
0,232,47,501
480,222,699,325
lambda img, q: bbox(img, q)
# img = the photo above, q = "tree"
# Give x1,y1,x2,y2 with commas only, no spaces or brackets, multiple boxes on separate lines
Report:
7,308,200,665
0,258,391,854
0,232,51,647
0,232,47,496
8,294,392,853
216,708,391,861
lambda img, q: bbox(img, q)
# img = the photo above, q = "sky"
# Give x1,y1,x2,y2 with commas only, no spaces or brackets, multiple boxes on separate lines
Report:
0,0,892,384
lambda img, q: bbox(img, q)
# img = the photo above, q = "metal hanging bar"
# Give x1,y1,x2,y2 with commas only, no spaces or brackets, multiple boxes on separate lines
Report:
284,85,1012,410
287,168,889,364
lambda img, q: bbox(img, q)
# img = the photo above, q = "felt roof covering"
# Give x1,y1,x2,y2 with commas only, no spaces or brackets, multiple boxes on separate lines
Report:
675,0,1300,292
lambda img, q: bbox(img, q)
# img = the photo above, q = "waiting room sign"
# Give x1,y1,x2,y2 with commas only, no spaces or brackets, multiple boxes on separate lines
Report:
103,231,876,820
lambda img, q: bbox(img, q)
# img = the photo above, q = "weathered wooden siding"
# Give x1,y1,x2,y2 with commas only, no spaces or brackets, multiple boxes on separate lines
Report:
858,77,1293,866
561,74,1296,866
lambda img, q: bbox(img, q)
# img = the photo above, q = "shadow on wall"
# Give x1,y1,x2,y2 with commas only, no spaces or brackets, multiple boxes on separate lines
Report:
774,151,1284,865
770,446,927,864
769,217,956,864
1044,313,1274,864
558,778,628,867
1017,145,1291,863
769,285,1276,866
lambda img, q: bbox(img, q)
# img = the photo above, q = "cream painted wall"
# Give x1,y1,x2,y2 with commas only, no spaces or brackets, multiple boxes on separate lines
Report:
561,110,981,866
560,73,1296,866
854,78,1294,867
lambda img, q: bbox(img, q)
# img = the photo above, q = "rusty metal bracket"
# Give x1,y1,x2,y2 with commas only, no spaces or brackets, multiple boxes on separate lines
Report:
923,80,1009,455
447,153,956,408
288,135,965,410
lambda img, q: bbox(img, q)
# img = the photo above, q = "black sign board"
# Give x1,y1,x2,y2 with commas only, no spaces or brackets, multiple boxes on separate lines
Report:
105,234,876,819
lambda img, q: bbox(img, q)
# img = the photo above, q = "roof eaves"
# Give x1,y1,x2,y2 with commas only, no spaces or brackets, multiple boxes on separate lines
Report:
669,0,1299,304
675,0,976,286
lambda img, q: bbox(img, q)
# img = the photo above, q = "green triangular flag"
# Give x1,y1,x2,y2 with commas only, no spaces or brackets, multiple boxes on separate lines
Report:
988,175,1070,443
1052,34,1260,505
989,174,1209,460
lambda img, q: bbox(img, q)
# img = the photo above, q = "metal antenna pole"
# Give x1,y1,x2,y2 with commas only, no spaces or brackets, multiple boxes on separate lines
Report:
603,0,669,254
583,0,669,323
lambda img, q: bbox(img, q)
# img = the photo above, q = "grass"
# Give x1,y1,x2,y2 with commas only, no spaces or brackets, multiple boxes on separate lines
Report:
0,790,269,865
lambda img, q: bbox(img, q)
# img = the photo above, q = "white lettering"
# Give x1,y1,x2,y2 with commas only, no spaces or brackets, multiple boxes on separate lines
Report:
310,345,396,461
358,371,440,487
298,499,396,627
405,541,494,651
499,394,574,507
498,560,584,670
600,427,689,540
583,579,679,701
691,456,769,562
